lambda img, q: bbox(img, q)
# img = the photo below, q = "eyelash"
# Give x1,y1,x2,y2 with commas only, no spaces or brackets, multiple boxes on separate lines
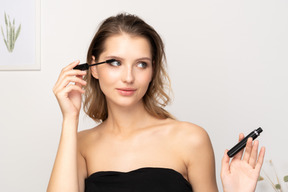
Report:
137,62,148,68
108,60,148,69
109,60,121,67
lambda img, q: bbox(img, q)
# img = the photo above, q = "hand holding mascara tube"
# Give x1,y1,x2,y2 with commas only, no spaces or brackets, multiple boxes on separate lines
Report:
227,127,263,158
221,127,265,192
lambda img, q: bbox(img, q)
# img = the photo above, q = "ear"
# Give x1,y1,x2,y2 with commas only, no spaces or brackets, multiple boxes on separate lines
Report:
90,56,99,79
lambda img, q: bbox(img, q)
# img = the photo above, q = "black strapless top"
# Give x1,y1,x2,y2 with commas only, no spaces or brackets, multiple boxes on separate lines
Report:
85,167,193,192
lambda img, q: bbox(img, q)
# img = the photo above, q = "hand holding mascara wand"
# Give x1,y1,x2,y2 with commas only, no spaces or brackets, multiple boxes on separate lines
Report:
73,59,117,70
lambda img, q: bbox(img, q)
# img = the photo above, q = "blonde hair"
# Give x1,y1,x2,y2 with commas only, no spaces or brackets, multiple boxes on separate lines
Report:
83,13,174,122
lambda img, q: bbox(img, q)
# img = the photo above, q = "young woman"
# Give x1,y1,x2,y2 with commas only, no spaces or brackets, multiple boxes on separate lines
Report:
48,13,265,192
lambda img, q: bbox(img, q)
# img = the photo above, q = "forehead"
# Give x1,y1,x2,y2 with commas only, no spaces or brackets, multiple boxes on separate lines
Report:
101,33,152,58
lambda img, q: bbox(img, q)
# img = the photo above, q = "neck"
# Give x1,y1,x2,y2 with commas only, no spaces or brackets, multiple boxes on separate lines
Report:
103,101,155,136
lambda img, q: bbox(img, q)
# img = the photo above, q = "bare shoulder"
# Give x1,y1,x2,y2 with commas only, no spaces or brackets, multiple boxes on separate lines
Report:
77,128,94,144
78,128,94,139
167,119,214,164
77,125,102,155
168,119,211,147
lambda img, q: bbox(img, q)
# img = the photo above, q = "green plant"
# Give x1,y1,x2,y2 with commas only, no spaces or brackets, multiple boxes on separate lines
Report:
1,12,21,52
258,160,288,191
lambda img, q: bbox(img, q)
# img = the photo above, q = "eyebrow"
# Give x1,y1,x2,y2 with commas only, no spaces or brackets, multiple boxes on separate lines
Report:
104,56,152,62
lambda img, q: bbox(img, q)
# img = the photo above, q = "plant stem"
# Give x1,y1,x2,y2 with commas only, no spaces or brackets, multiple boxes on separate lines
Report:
270,160,283,192
263,170,278,191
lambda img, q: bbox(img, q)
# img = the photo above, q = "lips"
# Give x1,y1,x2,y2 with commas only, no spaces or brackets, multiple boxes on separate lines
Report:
116,88,137,96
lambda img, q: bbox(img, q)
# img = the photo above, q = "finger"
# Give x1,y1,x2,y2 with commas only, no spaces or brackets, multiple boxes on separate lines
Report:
248,140,259,168
54,69,86,92
54,76,86,94
56,69,86,86
243,137,253,162
62,60,80,72
75,75,86,87
63,68,87,77
54,70,86,88
55,83,84,97
221,149,230,177
60,76,87,88
54,85,85,104
233,133,245,160
255,147,266,172
63,83,85,95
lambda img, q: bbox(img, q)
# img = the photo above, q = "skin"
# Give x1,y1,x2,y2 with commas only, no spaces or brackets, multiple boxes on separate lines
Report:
48,33,265,192
221,135,266,192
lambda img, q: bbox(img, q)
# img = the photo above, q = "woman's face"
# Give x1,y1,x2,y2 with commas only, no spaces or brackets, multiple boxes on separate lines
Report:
91,33,153,108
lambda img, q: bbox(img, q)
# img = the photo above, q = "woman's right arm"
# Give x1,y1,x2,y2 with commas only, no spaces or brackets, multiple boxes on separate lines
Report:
47,61,87,192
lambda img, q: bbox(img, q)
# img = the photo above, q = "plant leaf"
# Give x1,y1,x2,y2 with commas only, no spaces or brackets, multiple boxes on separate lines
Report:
1,26,5,39
8,15,11,28
2,12,20,52
12,25,15,51
275,184,281,189
6,21,8,41
9,22,13,52
284,175,288,182
4,12,8,26
258,175,264,181
15,24,21,41
12,25,15,41
3,38,9,50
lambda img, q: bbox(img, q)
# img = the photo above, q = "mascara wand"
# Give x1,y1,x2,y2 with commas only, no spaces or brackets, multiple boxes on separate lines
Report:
73,59,116,71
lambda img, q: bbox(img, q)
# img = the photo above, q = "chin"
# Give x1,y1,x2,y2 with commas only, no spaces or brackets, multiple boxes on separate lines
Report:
109,97,144,108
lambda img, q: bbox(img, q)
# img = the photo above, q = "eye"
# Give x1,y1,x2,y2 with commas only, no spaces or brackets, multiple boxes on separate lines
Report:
108,60,121,67
137,62,148,68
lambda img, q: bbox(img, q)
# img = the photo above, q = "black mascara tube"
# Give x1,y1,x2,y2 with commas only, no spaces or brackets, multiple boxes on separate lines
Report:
227,127,263,158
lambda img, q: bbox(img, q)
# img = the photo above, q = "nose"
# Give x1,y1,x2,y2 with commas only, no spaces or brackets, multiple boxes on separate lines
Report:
121,65,135,84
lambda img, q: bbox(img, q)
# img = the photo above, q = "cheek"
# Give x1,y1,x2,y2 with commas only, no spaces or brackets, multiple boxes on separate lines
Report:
138,71,153,88
98,69,119,84
97,69,120,94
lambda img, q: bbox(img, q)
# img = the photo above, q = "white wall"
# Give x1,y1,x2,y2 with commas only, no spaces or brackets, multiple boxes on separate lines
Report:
0,0,287,191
